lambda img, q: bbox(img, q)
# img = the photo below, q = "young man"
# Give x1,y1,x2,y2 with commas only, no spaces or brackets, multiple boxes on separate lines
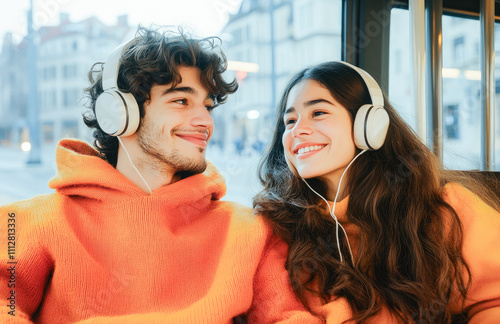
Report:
0,27,320,323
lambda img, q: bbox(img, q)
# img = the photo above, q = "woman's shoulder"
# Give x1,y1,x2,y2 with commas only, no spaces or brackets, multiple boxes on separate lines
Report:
442,185,500,320
442,182,499,221
442,182,474,202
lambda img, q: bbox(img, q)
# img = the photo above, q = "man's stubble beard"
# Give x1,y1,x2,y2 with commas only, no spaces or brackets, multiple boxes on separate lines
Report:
136,119,207,176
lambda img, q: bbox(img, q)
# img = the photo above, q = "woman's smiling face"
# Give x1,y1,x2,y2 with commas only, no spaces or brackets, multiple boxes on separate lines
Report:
282,79,357,189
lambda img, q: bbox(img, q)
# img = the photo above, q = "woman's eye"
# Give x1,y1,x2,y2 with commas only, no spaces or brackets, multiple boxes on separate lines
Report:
313,111,326,117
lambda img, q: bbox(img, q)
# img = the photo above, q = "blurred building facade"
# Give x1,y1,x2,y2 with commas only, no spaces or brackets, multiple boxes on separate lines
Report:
214,0,342,155
0,13,131,148
0,33,28,146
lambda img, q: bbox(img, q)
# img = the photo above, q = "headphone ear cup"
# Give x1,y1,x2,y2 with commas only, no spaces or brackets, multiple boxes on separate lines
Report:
354,104,390,150
95,90,140,137
118,92,140,137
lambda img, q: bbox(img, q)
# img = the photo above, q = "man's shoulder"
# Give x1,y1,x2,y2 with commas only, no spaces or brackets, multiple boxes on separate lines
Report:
1,193,63,224
213,200,253,219
215,199,252,211
213,199,271,231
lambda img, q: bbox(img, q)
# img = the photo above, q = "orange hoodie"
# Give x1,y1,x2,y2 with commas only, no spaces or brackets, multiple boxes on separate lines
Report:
0,139,320,324
318,182,500,323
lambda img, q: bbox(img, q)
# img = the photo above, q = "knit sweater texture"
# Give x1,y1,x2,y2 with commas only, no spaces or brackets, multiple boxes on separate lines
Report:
319,182,500,323
0,139,319,324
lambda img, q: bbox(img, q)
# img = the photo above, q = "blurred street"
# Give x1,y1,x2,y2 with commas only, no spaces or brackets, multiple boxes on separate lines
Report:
0,144,263,208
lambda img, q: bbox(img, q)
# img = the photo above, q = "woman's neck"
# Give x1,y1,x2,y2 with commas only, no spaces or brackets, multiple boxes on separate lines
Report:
319,168,349,202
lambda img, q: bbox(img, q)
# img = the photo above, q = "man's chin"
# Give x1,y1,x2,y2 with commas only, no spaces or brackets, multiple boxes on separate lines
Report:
176,159,207,178
193,160,208,174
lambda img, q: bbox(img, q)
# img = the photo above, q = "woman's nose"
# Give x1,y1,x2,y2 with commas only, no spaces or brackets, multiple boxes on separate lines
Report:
291,118,313,138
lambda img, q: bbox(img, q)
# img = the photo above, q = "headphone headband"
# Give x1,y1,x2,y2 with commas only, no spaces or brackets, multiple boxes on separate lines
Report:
336,61,384,107
102,40,135,91
335,61,389,151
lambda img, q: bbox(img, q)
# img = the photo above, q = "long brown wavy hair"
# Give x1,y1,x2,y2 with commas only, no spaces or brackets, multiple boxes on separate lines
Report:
254,61,499,322
82,26,238,166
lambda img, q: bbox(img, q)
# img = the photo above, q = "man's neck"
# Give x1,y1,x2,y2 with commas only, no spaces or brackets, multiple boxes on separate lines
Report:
115,139,178,194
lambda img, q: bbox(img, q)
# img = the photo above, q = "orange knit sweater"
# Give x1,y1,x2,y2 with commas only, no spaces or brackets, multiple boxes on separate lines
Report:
318,183,500,323
0,139,320,324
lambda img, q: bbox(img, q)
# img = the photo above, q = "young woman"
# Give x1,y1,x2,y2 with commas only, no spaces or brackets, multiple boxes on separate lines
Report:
254,61,500,323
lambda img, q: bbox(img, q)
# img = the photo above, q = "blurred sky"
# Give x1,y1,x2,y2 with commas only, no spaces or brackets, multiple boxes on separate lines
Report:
0,0,242,46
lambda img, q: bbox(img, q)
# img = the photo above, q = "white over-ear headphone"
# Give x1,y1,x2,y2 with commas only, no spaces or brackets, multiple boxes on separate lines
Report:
95,40,140,137
337,61,390,150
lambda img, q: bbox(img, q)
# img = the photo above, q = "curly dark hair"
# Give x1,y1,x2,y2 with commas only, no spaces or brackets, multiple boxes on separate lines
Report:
82,26,238,166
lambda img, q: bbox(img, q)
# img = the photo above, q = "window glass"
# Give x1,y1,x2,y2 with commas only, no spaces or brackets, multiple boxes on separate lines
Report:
390,10,495,170
495,22,500,171
442,15,481,169
389,8,414,130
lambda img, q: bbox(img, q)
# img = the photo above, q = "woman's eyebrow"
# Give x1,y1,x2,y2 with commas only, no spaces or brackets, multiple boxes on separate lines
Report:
284,98,335,115
303,98,335,107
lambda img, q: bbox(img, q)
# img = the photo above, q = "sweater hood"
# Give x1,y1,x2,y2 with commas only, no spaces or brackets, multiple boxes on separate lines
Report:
48,139,226,206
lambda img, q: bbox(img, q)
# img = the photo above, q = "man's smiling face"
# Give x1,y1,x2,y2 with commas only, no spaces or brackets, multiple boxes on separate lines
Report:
135,66,215,176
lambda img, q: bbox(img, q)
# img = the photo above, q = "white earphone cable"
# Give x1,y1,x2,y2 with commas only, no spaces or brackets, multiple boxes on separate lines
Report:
117,136,153,195
301,149,366,263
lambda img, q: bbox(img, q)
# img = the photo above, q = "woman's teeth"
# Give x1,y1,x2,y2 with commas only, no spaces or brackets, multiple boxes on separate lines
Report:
298,145,323,154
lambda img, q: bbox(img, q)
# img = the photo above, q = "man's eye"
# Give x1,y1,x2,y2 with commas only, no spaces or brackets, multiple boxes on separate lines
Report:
284,119,296,126
173,98,188,105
